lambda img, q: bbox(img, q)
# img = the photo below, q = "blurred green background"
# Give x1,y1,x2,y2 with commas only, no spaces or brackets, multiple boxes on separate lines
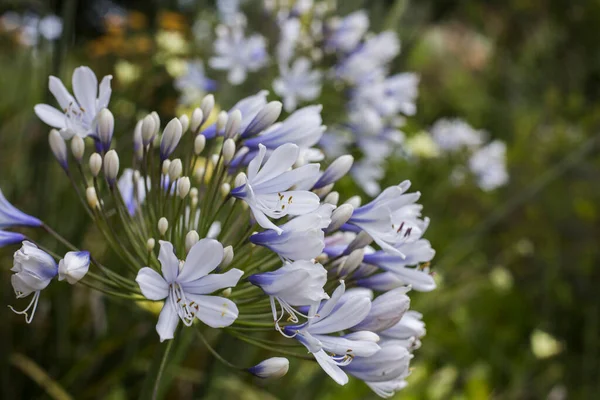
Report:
1,0,599,399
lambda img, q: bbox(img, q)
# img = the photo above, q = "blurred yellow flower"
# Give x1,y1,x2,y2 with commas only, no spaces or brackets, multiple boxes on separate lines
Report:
406,131,441,158
115,60,141,85
489,266,513,291
156,30,189,55
531,329,563,359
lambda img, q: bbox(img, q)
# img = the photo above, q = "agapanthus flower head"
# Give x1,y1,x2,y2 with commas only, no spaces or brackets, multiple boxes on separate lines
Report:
34,66,113,139
273,57,323,112
468,140,509,191
12,65,435,398
430,118,486,151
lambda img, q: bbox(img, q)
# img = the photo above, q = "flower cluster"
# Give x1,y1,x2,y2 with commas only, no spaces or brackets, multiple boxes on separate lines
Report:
3,66,435,398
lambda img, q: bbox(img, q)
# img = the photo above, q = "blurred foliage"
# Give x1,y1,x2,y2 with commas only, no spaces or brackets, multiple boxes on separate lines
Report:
1,0,600,399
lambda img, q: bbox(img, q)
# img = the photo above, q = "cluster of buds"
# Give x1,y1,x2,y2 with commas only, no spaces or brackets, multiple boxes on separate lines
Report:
2,66,435,397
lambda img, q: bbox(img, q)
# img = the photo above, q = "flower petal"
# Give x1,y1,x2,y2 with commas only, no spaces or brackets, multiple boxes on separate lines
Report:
136,267,169,300
158,240,179,282
48,76,74,110
34,104,65,128
313,350,349,385
97,75,113,110
253,143,299,185
156,297,179,342
187,294,239,328
179,238,224,283
72,66,98,115
182,268,243,295
310,296,371,334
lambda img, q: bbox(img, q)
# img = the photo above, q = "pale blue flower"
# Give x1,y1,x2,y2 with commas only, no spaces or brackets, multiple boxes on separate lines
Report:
249,204,333,261
136,240,243,341
350,72,419,118
10,241,58,323
209,24,268,85
249,260,328,329
431,118,486,151
352,287,411,332
325,10,369,53
34,66,113,139
117,169,147,216
58,251,90,284
273,58,322,112
468,140,509,191
203,90,269,139
380,310,426,341
38,15,63,41
231,144,320,233
275,18,300,64
283,282,379,385
174,60,217,105
0,230,25,247
0,189,41,228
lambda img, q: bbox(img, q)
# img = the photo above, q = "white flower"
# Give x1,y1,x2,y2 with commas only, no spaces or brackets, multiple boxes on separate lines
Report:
273,58,322,112
10,241,58,323
430,118,486,151
58,251,91,284
325,10,369,53
209,24,268,85
34,66,113,139
231,143,320,233
136,240,243,341
468,140,509,191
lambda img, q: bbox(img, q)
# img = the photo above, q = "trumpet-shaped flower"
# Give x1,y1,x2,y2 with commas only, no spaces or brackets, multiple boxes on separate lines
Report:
249,260,328,329
0,230,25,247
231,143,320,233
10,241,58,323
273,58,322,112
58,251,90,284
34,66,112,139
249,204,334,261
284,282,379,385
0,189,41,228
136,240,243,342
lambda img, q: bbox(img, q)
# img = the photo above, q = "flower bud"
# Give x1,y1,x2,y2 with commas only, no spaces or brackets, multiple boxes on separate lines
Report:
162,159,171,176
222,138,235,164
190,108,204,132
221,287,232,297
234,173,247,188
177,177,191,199
346,231,373,253
168,159,183,181
314,183,334,198
58,251,90,284
190,187,198,199
179,114,189,133
338,248,364,276
158,217,169,236
345,195,362,208
221,245,234,268
224,109,242,138
194,134,206,155
97,108,114,151
248,357,289,379
89,153,102,177
200,94,214,121
133,119,143,151
71,135,85,162
103,150,120,184
352,287,411,332
150,111,161,134
49,129,67,169
185,230,199,253
323,191,339,206
86,187,99,209
146,238,156,251
326,204,354,233
216,110,228,134
141,114,157,145
242,101,282,138
194,166,205,183
220,182,230,197
314,155,354,189
160,118,183,160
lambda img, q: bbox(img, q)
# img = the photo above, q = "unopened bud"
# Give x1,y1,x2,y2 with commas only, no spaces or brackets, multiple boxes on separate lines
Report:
224,109,242,138
346,231,373,253
234,173,247,188
220,182,231,196
71,135,85,162
248,357,289,379
141,114,157,145
194,166,205,183
103,150,120,183
191,108,204,132
160,118,183,160
177,177,191,199
314,155,354,189
86,187,98,209
223,138,235,164
314,183,334,198
216,111,228,133
323,191,339,206
194,134,206,155
339,248,364,276
169,159,183,181
200,94,214,121
146,238,156,251
345,195,362,208
150,111,161,135
49,129,67,169
179,114,189,133
221,245,234,268
326,204,354,233
97,108,114,151
185,230,200,252
89,153,102,177
162,159,171,176
221,287,232,297
190,187,198,198
158,217,169,236
242,101,282,137
133,119,143,153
